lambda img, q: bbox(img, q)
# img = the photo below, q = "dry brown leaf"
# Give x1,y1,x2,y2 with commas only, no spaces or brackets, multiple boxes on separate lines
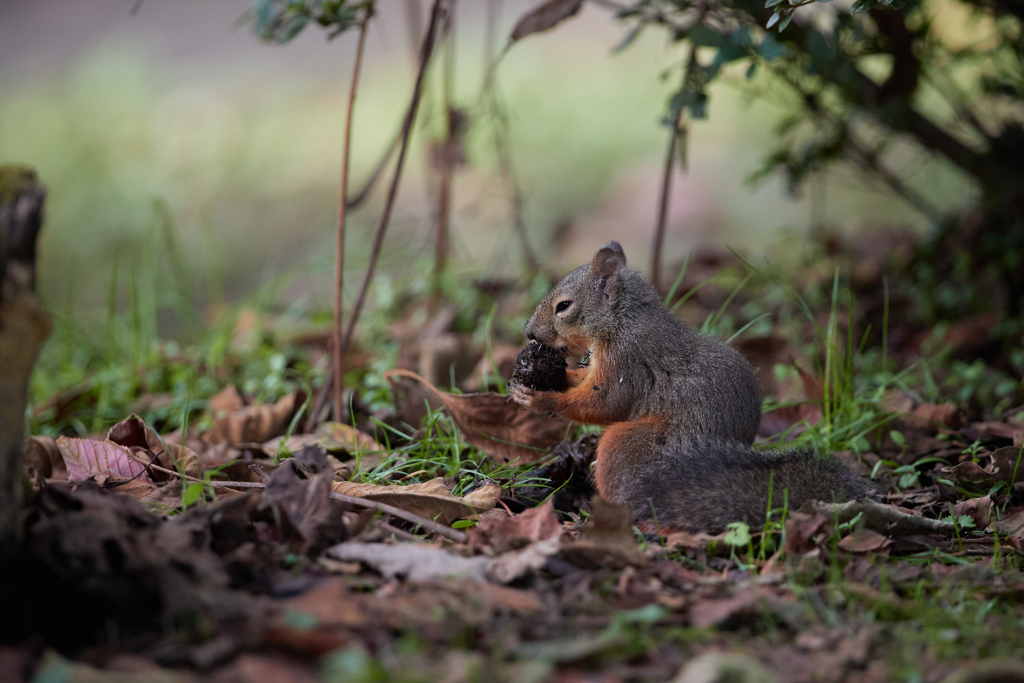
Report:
262,449,341,553
485,534,562,584
949,460,997,484
911,402,960,428
688,592,762,630
332,477,501,526
559,496,646,569
966,421,1023,446
277,576,366,628
477,583,544,613
953,495,992,529
206,391,299,446
262,432,320,458
57,436,151,483
757,402,821,439
509,0,584,43
233,654,320,683
327,541,489,582
108,414,199,478
838,528,891,553
313,422,388,473
796,363,824,403
993,509,1024,537
469,499,563,552
111,479,158,500
991,446,1024,481
784,511,829,555
209,384,245,415
385,369,567,465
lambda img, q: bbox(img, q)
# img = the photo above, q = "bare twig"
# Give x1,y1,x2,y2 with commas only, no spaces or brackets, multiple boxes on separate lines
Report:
813,498,956,536
375,520,424,542
433,2,457,305
155,476,466,541
651,43,698,291
310,0,448,429
331,490,467,542
333,4,375,422
124,452,243,493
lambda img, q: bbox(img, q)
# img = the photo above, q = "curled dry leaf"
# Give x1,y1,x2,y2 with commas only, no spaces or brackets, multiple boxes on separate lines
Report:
948,460,996,484
385,369,567,465
57,436,151,483
838,528,891,553
509,0,584,43
107,414,198,478
206,391,300,446
262,447,344,554
331,477,501,527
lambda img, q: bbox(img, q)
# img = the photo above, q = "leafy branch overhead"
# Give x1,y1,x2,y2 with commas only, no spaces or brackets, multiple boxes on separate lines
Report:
520,0,1024,316
251,0,372,43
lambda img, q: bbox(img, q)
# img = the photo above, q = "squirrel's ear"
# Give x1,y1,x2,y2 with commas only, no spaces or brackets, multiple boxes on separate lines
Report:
592,241,626,278
592,241,626,302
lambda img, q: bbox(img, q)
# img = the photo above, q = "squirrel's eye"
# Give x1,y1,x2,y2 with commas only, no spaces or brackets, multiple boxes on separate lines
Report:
555,300,573,314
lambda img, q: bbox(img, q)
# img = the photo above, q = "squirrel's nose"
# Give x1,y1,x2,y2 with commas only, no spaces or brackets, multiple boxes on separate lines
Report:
523,320,537,341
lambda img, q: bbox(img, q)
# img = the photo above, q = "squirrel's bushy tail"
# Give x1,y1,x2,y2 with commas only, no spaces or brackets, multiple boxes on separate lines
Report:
624,443,873,532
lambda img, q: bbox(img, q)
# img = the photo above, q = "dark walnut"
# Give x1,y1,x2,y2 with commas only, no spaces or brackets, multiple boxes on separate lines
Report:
511,342,567,392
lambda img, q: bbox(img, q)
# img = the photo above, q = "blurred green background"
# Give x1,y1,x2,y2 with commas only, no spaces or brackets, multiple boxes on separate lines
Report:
0,0,972,335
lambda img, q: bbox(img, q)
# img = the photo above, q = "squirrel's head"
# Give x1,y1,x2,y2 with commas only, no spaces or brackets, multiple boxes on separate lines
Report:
523,241,628,356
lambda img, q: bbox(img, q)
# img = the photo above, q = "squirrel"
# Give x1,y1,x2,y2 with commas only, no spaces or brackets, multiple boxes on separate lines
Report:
511,241,871,532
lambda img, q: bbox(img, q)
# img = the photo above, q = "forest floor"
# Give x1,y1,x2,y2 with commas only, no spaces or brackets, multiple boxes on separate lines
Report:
5,231,1024,683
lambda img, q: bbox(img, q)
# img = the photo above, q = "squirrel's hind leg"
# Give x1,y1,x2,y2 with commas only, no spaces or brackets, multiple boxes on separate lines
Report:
594,418,673,522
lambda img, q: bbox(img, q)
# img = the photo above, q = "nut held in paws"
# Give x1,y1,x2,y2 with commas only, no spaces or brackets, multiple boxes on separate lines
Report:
511,342,567,392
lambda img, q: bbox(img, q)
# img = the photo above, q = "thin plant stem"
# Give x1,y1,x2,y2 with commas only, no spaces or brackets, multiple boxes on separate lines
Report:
333,4,375,423
651,43,697,291
310,0,447,430
433,1,457,305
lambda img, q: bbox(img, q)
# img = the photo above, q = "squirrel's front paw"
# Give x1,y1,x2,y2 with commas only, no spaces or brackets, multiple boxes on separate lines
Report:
511,383,556,413
510,382,536,408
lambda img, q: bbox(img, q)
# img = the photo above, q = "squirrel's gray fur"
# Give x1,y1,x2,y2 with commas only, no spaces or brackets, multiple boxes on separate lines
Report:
513,241,873,532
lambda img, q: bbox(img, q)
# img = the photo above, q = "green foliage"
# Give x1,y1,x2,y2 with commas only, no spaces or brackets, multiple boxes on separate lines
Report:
605,0,1024,314
250,0,369,43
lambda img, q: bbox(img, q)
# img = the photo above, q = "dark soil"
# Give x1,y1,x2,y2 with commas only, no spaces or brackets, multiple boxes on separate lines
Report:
511,342,568,392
